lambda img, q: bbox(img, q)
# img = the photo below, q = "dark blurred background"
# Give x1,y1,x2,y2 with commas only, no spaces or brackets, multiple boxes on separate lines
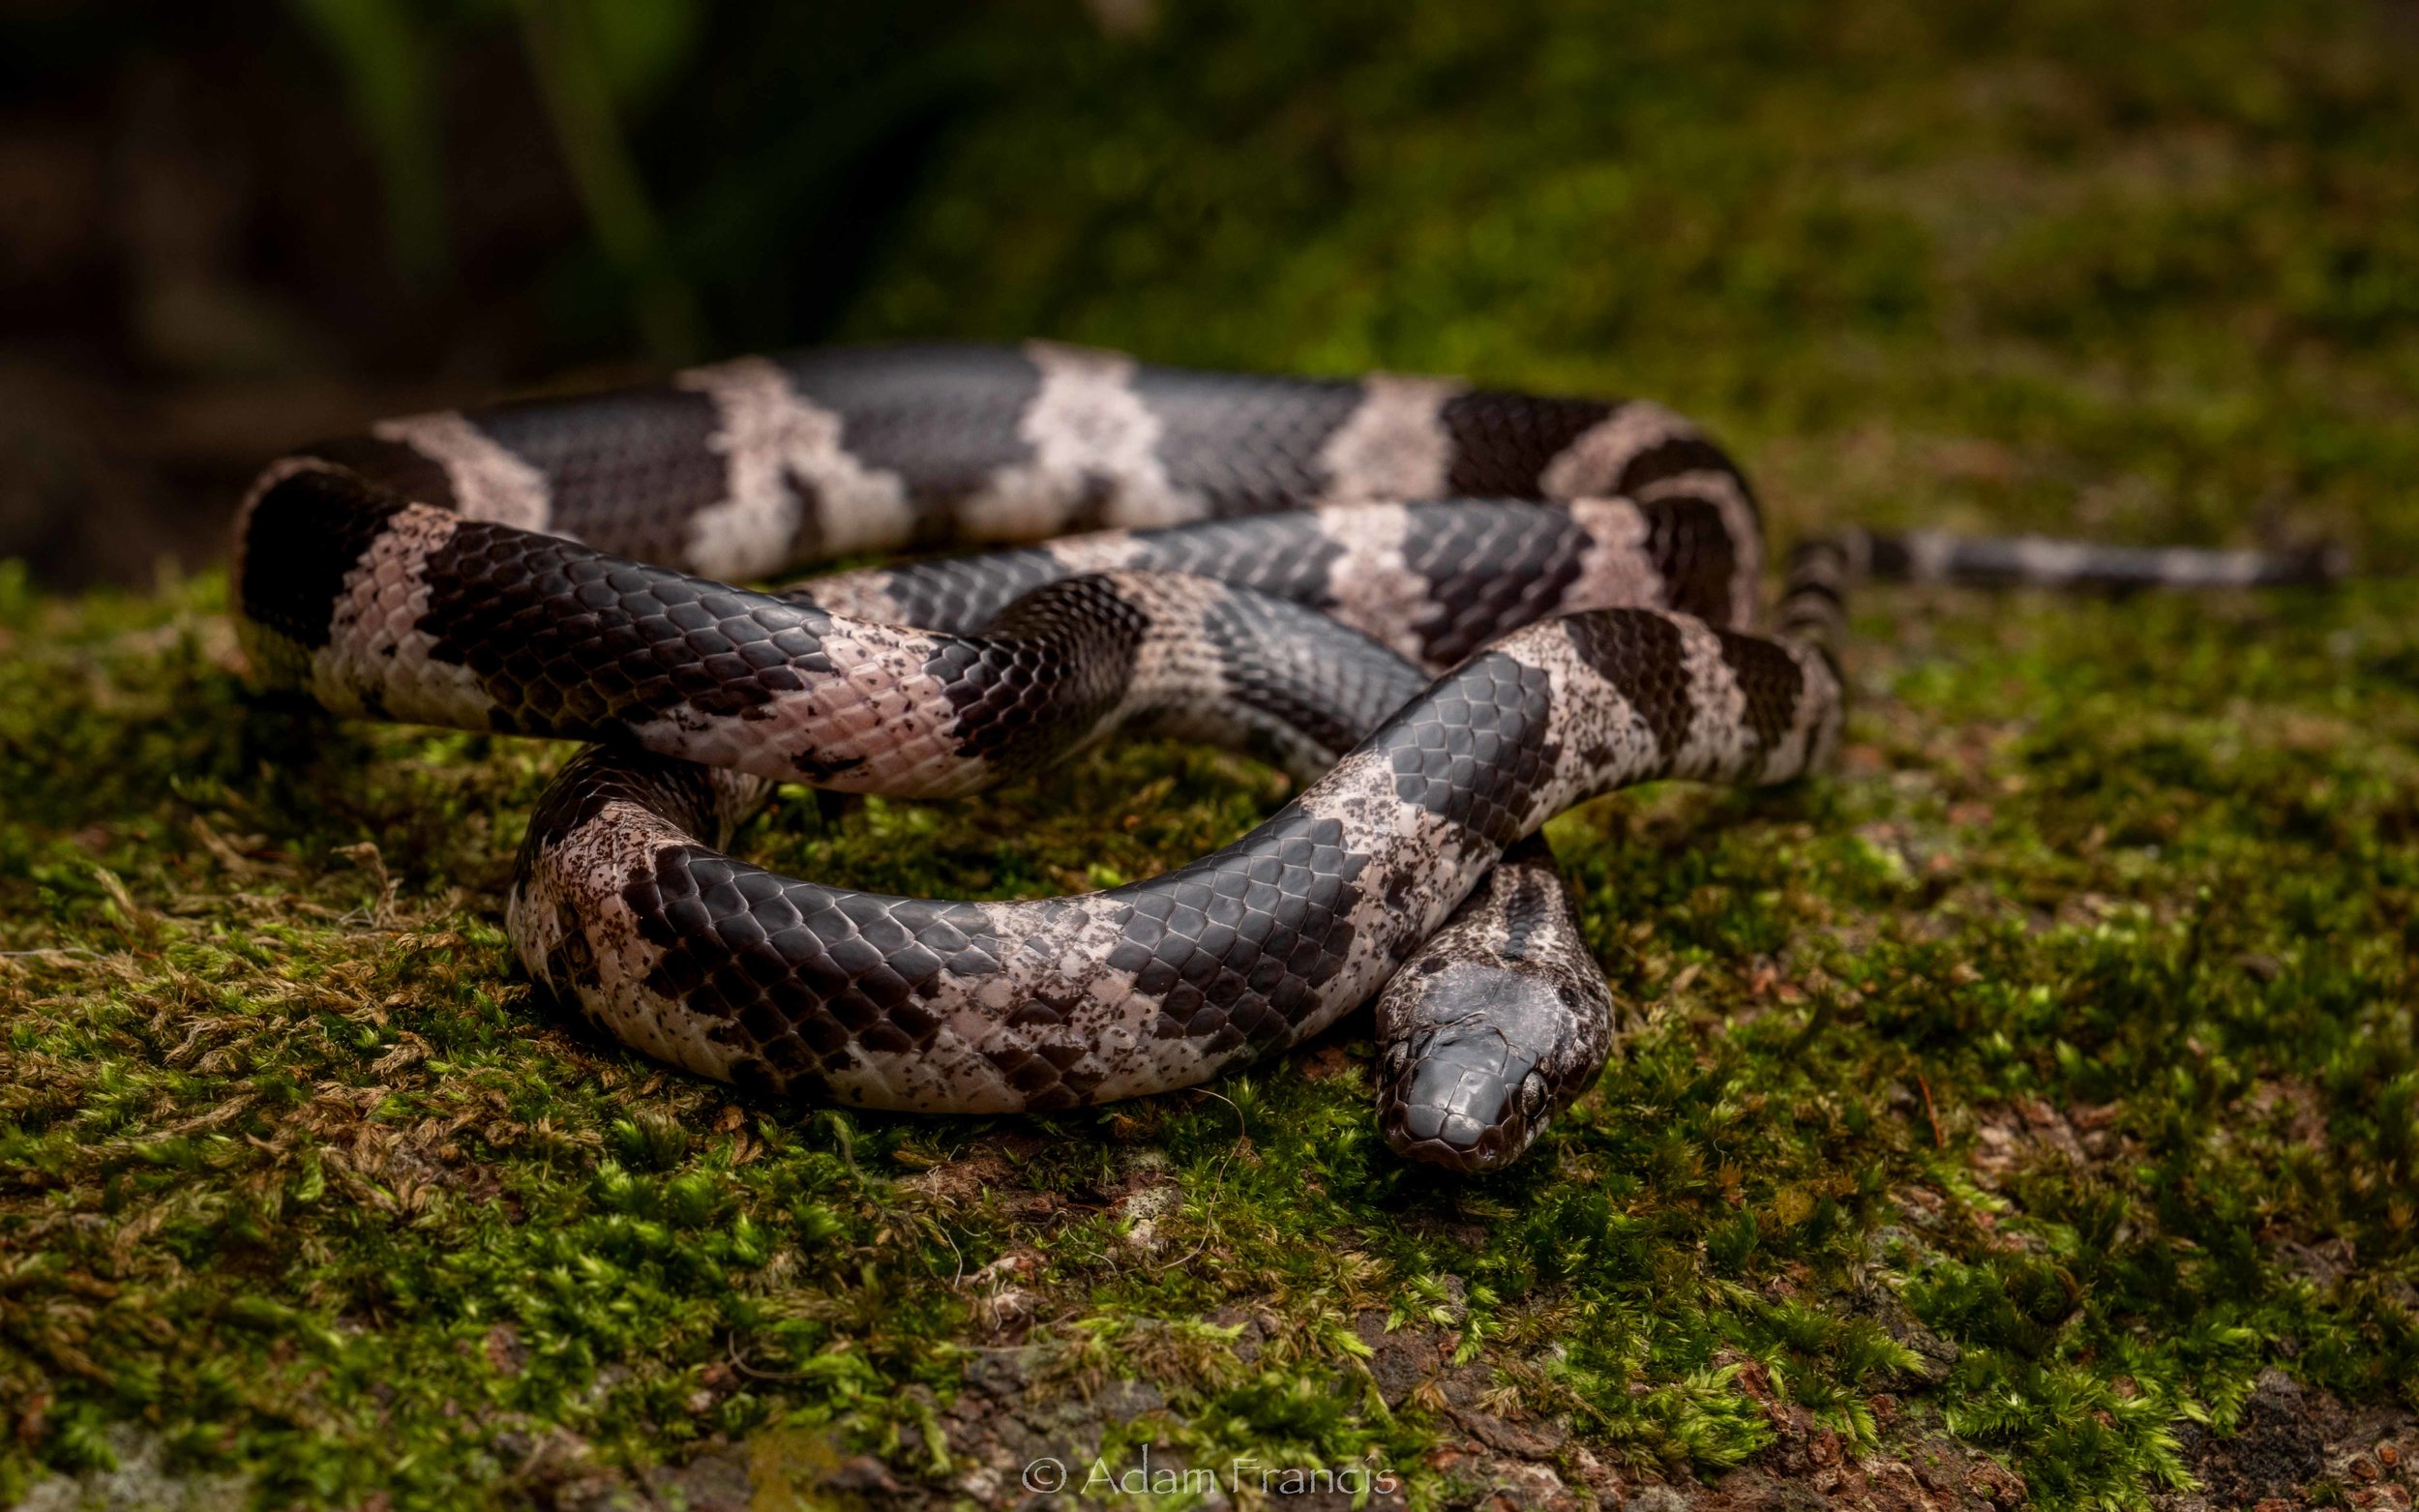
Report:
5,0,2414,587
2,1,1002,582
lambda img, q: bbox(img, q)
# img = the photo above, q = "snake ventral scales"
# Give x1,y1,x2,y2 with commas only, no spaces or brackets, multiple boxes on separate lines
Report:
232,341,2335,1171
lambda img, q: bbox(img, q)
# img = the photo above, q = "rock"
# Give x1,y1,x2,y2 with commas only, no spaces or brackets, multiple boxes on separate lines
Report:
1353,1309,1445,1408
1703,1468,1833,1512
2179,1369,2345,1508
963,1346,1035,1400
1458,1408,1568,1460
1210,1303,1269,1365
638,1442,754,1512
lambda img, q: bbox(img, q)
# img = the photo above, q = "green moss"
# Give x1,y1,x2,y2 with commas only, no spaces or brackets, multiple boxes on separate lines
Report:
7,0,2419,1504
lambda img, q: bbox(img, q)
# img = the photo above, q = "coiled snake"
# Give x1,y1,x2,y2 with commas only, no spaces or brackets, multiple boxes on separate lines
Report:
233,343,2331,1171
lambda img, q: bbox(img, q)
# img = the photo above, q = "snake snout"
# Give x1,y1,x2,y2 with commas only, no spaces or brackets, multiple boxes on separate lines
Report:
1378,964,1568,1174
1381,1051,1548,1173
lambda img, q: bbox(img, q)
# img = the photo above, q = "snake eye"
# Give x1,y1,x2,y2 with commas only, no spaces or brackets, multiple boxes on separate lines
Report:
1557,985,1579,1007
1419,956,1447,975
1518,1073,1549,1119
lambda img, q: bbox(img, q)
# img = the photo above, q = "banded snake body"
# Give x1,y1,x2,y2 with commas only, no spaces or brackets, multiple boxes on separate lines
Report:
233,343,2332,1171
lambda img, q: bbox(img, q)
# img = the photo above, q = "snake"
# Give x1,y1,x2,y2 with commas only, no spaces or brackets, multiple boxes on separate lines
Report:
230,342,2335,1171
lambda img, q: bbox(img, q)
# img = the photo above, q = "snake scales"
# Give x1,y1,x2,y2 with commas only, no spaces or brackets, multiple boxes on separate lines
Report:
232,342,2332,1171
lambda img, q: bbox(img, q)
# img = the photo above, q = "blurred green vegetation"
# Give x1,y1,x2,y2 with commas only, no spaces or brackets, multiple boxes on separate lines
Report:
5,0,2419,1505
281,0,996,364
251,0,2419,578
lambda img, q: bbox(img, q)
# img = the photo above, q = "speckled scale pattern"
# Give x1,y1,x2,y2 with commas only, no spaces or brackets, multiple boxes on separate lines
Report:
773,344,1041,526
473,387,729,558
1396,503,1595,667
1192,589,1429,770
1380,652,1559,849
1437,392,1621,497
1561,609,1697,758
1717,627,1812,752
231,341,2318,1166
630,845,1010,1095
1642,495,1746,627
1125,366,1366,516
1102,811,1370,1054
920,574,1147,773
796,496,1744,675
813,548,1070,635
1116,512,1347,607
415,519,841,735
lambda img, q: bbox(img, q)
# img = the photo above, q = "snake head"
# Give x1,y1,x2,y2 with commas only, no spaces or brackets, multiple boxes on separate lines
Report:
1375,957,1599,1174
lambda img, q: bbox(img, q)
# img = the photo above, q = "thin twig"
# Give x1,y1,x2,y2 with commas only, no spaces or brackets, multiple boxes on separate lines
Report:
1152,1087,1242,1273
1917,1073,1945,1150
726,1331,810,1382
934,1218,965,1290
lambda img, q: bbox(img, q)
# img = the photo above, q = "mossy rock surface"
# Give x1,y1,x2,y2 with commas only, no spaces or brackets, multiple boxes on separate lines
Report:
6,0,2418,1506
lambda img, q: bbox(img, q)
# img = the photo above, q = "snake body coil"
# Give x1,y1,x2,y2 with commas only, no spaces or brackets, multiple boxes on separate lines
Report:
234,342,2329,1171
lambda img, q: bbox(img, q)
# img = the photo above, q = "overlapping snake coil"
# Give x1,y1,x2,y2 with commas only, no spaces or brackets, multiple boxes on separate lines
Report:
233,342,2332,1171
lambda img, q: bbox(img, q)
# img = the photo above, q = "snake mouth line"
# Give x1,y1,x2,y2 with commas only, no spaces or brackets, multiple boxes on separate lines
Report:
1379,1111,1540,1175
